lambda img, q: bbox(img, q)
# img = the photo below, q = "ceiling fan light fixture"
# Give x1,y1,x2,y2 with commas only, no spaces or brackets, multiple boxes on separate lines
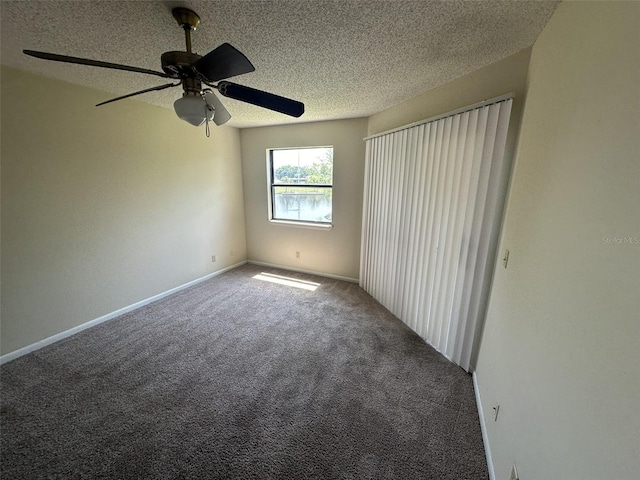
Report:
173,94,213,127
204,90,231,126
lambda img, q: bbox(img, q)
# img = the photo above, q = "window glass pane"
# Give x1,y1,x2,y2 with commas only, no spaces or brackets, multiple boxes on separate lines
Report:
272,148,333,186
273,186,332,223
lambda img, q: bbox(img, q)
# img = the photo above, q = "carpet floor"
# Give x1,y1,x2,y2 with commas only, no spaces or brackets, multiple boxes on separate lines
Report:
1,264,488,479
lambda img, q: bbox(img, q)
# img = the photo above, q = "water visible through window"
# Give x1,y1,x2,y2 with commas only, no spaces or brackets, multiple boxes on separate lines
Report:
269,147,333,224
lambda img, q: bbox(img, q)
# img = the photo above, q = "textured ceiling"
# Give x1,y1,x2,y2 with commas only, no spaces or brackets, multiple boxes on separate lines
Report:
1,0,559,128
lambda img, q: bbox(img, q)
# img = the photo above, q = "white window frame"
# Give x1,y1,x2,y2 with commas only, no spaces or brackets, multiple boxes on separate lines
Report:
267,146,334,229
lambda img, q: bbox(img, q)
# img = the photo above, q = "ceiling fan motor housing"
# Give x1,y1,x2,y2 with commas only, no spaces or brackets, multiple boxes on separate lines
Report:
161,51,202,78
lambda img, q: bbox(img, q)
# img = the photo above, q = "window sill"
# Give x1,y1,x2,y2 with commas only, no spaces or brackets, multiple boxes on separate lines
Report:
269,219,333,230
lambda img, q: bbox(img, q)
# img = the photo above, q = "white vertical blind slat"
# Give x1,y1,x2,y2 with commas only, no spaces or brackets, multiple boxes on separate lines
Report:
407,124,431,332
413,123,437,335
395,129,415,320
452,105,498,363
401,127,424,323
440,112,471,353
433,114,461,352
360,98,513,371
428,118,447,343
359,140,372,289
459,101,513,368
447,107,490,364
418,120,442,338
389,130,407,313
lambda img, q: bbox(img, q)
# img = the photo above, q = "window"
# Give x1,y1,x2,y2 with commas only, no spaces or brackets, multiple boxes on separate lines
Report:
268,147,333,225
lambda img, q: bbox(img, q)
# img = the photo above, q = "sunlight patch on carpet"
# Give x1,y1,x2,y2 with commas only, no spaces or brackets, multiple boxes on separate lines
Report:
252,272,320,291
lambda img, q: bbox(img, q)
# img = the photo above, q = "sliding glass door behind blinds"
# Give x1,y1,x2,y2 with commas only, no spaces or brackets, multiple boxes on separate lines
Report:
360,98,513,371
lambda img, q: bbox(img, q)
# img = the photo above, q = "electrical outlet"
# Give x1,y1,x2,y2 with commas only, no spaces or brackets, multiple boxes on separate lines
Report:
503,249,510,268
296,251,301,259
211,255,216,263
492,404,500,422
509,463,519,480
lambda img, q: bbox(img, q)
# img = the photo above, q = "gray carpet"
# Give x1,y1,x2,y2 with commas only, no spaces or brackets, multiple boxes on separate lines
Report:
1,264,488,479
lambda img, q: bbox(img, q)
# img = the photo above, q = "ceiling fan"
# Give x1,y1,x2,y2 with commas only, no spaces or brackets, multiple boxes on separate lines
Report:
23,7,304,133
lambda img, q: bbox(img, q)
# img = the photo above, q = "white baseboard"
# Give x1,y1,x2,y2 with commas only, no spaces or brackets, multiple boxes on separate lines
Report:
0,261,247,365
473,371,496,480
247,260,359,283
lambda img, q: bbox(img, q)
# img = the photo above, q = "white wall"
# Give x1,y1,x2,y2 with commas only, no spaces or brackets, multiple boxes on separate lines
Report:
475,2,640,479
240,119,368,280
1,67,247,355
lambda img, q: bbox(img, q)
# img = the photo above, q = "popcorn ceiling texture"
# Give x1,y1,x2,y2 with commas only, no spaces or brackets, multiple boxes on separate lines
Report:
0,0,559,128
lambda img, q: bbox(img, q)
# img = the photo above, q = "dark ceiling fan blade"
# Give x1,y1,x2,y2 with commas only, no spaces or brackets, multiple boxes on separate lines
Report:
193,43,255,82
23,50,172,79
217,81,304,118
96,83,181,106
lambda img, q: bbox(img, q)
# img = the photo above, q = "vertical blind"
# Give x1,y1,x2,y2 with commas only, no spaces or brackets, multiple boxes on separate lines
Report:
360,97,513,371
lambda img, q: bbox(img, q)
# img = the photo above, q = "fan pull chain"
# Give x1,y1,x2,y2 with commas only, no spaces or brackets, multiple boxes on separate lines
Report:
203,99,214,138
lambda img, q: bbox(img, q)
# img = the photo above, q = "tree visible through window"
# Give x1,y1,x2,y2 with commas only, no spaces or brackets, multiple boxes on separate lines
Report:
268,147,333,224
